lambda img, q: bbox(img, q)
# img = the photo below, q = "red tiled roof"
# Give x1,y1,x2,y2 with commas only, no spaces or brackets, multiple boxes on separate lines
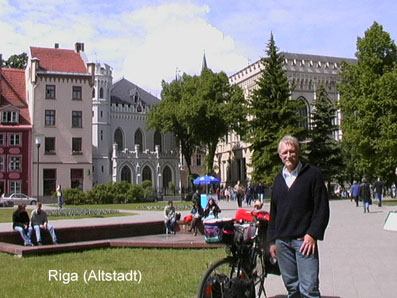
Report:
30,47,88,74
0,68,31,126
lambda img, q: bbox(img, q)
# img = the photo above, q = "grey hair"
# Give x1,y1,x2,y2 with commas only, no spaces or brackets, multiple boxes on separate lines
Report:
278,135,300,154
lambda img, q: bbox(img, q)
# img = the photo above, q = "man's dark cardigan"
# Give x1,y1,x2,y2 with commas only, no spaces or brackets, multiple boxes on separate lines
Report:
267,163,330,243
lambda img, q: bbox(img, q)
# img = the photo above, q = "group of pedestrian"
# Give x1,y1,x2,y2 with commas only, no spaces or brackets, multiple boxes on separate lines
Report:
12,203,58,246
350,177,386,213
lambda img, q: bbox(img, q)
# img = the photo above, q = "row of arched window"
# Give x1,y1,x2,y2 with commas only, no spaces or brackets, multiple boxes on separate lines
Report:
120,164,173,187
114,128,162,152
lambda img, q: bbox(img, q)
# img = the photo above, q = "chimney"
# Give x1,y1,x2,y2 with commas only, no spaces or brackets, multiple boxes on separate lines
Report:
31,57,39,84
75,42,84,53
54,43,59,49
87,62,95,87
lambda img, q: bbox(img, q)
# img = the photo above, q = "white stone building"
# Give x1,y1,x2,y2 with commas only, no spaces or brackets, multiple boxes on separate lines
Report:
215,52,356,186
92,63,180,194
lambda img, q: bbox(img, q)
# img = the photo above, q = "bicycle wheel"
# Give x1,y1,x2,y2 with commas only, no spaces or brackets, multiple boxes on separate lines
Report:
198,257,255,298
252,252,267,298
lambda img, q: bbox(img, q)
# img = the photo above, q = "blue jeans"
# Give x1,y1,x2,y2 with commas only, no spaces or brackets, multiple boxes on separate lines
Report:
165,219,176,234
375,193,383,206
14,226,33,245
33,224,57,243
275,239,320,298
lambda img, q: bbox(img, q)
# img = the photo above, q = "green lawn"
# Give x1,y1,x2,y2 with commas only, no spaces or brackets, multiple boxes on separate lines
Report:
0,248,225,298
0,208,134,224
382,199,397,206
61,201,193,211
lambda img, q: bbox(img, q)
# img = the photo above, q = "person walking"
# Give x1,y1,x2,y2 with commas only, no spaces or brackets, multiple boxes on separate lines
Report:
256,182,265,202
373,177,384,207
234,181,244,208
360,177,371,213
351,180,361,207
56,185,64,209
268,135,330,298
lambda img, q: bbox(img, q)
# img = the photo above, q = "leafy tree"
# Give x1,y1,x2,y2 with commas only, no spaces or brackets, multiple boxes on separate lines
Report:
149,70,245,176
148,74,199,177
307,85,342,187
242,34,305,185
339,22,397,183
3,53,28,69
189,68,246,174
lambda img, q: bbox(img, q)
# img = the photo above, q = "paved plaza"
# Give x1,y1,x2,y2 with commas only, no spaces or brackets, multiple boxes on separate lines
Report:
1,199,396,297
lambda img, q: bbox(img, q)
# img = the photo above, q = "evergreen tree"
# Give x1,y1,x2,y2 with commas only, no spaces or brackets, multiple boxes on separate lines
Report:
243,34,305,185
307,85,342,186
339,22,397,183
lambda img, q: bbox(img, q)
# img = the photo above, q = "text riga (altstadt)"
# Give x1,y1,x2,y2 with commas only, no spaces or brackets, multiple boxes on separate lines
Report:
48,269,142,285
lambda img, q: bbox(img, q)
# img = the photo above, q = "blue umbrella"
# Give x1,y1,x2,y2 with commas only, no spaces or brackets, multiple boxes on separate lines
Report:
193,175,220,185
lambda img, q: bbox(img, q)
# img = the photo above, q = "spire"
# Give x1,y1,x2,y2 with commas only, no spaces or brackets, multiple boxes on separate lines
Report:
201,51,208,73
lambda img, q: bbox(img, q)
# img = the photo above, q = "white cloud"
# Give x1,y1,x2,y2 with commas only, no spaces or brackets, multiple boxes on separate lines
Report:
118,3,246,94
0,1,247,96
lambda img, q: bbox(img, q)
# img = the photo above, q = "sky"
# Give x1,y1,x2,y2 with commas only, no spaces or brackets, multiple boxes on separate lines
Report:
1,0,396,96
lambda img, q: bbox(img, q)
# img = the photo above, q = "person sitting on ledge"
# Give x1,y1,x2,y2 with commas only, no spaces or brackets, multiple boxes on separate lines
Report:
30,203,58,245
164,200,176,234
12,204,33,246
189,201,204,236
203,198,221,220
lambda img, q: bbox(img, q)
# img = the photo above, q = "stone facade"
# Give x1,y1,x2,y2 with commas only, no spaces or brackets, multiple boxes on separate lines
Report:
26,43,94,197
216,52,356,186
92,63,180,194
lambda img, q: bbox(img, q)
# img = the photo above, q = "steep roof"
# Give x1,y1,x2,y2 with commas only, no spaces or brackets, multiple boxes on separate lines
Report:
111,78,160,106
30,47,88,73
0,68,31,125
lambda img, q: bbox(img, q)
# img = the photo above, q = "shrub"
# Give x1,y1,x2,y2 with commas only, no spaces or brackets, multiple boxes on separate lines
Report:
63,188,87,205
168,181,176,194
86,183,114,204
127,184,144,203
141,180,152,190
111,181,133,203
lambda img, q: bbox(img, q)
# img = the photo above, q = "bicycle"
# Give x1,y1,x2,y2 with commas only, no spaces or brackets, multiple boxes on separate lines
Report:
198,210,278,298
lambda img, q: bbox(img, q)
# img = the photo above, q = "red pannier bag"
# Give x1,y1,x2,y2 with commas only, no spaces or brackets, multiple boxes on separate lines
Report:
234,208,255,222
183,214,193,223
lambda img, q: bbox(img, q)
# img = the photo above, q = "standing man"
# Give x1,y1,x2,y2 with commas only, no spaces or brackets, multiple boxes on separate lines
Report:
268,135,330,298
373,177,384,207
30,203,58,245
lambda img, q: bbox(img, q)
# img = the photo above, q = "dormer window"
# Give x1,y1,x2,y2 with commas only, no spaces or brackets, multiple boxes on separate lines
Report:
1,111,19,124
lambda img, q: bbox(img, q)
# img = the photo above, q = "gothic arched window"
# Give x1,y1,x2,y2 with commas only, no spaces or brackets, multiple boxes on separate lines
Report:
297,97,309,129
154,131,162,152
142,166,152,182
99,87,104,98
134,129,143,152
162,166,172,192
114,128,124,151
121,166,131,183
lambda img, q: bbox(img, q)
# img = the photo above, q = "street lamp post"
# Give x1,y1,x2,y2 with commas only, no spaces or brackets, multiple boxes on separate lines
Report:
35,135,44,202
